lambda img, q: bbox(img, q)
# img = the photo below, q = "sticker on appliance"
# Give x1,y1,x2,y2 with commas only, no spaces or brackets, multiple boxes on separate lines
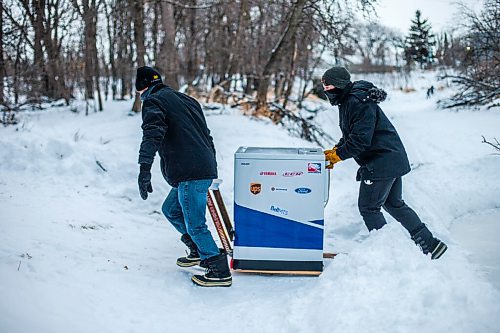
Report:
250,183,262,195
260,171,277,176
270,205,288,216
271,187,288,192
295,187,312,194
283,171,303,177
308,162,322,174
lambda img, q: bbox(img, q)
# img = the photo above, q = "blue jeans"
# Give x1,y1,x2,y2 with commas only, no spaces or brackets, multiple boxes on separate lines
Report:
161,179,220,260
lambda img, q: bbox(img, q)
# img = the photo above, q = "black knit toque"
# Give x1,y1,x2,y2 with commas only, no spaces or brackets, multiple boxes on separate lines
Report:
322,66,351,89
135,66,163,91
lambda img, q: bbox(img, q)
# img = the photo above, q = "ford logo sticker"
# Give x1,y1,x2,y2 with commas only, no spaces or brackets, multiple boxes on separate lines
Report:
295,187,312,194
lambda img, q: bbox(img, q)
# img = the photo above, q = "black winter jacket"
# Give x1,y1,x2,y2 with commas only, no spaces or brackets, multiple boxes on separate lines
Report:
334,80,411,181
138,84,218,187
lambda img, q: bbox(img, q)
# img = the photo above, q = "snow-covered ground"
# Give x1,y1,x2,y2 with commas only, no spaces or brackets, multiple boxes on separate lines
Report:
1,81,499,332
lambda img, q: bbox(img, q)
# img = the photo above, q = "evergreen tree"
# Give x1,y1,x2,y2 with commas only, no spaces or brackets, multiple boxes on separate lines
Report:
404,10,436,68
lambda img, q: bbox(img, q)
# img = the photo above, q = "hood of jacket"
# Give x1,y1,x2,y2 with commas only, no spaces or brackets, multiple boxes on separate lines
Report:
349,80,387,104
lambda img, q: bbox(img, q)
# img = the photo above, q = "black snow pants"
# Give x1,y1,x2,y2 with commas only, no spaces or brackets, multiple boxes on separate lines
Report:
358,177,425,234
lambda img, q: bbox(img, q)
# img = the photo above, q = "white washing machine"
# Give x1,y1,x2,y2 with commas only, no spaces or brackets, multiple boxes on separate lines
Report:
232,147,329,274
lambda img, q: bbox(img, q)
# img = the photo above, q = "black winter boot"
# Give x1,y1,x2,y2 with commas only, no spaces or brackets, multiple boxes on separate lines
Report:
177,234,201,267
192,253,232,287
411,226,448,260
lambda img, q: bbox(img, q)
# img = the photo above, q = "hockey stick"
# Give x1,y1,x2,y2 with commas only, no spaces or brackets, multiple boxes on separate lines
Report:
207,188,233,255
212,189,234,241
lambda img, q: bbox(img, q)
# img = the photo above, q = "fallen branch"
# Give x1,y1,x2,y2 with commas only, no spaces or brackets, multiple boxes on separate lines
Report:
96,160,108,172
202,90,337,147
482,136,500,152
269,102,336,148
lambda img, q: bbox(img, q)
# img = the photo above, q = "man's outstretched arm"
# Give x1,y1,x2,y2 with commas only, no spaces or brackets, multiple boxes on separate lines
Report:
335,102,376,160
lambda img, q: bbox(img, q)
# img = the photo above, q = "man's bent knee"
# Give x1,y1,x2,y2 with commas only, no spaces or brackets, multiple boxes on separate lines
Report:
162,201,181,221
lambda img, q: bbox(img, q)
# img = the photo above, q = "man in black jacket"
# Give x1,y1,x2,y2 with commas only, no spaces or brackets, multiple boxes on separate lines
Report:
136,66,231,286
322,66,447,259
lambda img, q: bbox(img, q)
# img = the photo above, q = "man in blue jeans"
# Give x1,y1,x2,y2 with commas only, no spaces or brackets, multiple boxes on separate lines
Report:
135,66,232,287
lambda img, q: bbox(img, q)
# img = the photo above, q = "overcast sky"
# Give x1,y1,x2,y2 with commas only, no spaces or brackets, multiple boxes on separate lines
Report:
373,0,481,33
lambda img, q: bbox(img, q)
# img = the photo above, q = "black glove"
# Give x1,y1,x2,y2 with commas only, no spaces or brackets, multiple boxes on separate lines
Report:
138,164,153,200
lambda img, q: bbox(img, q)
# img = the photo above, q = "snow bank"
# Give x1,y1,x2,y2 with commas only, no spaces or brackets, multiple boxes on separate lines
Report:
1,87,500,332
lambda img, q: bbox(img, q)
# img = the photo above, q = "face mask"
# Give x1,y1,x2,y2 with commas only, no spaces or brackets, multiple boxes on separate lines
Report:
140,83,161,101
324,89,342,106
140,86,153,101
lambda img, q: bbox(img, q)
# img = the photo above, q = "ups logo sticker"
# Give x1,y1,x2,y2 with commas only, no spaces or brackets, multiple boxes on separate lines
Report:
250,183,261,195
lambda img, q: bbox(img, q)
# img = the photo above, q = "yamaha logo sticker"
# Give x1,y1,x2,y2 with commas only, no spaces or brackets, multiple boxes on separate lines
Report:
250,183,262,195
295,187,312,194
308,163,322,174
260,171,277,176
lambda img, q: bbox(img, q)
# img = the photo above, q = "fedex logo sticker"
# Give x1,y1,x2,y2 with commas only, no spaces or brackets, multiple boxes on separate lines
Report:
308,162,322,174
270,205,288,216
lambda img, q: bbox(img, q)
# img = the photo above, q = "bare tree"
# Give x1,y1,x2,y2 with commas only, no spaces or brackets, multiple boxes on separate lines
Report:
131,0,146,112
440,0,500,108
72,0,102,114
1,0,379,127
0,0,4,105
350,22,402,71
2,0,73,106
156,1,180,89
256,0,307,115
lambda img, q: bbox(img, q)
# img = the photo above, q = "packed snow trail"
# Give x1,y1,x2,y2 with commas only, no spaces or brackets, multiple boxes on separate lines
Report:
1,88,500,332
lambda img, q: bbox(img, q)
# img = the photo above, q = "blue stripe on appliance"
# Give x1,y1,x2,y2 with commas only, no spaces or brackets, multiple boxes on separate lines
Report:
233,204,324,250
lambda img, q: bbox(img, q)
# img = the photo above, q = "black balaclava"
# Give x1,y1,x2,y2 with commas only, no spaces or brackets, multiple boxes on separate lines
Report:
324,82,353,106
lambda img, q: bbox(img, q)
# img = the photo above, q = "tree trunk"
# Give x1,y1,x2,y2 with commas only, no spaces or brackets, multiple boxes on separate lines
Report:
0,0,4,104
94,38,103,111
255,0,306,115
82,1,96,115
104,0,117,100
186,0,198,84
223,0,249,90
118,3,130,100
282,39,298,109
131,0,146,113
33,0,46,102
157,1,179,89
41,24,68,101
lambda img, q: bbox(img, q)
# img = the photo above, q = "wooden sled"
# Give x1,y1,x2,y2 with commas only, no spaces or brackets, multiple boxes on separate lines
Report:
207,180,336,275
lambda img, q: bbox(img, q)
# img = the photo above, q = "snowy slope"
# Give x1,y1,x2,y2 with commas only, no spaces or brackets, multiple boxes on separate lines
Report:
1,86,500,332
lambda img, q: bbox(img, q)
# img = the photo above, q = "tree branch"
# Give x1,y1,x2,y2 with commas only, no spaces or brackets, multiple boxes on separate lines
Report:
482,136,500,152
160,0,220,10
